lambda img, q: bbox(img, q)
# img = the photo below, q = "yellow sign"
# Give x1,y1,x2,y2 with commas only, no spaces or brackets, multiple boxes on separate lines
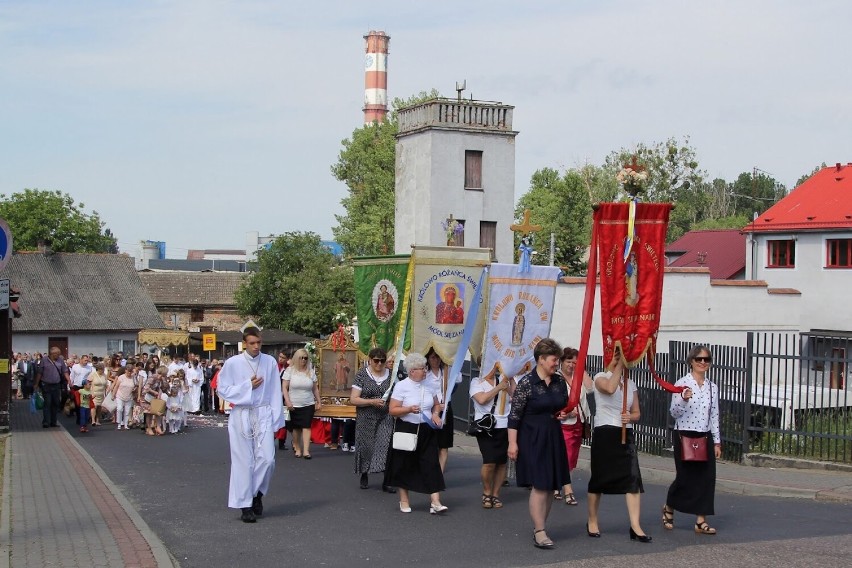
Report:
0,359,8,374
202,333,216,351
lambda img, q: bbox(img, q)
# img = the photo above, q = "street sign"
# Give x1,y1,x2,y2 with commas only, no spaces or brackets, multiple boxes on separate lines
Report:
0,279,8,311
202,333,216,351
0,218,12,272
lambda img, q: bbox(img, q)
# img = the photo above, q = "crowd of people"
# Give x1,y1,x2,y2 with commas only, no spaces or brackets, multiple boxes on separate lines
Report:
17,349,224,435
19,335,722,545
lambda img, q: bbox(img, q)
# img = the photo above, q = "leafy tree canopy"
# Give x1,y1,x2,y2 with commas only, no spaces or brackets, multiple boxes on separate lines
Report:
515,168,592,275
795,162,827,188
331,89,441,257
0,188,118,253
234,231,354,338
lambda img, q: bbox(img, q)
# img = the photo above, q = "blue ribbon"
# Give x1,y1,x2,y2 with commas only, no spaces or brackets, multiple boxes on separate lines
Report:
441,266,489,422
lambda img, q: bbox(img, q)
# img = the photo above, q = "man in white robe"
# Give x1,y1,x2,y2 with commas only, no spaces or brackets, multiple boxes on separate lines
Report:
217,327,285,522
183,360,204,414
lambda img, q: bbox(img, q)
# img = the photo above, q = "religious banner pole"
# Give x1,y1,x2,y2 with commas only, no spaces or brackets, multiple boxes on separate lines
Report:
510,209,542,273
621,370,628,444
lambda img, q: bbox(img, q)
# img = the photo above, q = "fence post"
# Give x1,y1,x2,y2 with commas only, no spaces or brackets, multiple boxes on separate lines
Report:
743,332,753,455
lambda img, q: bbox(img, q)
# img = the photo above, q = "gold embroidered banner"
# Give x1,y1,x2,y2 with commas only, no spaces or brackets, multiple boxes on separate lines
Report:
410,246,492,365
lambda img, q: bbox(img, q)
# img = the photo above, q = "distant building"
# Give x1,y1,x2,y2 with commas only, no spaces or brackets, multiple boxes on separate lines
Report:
138,270,247,333
665,229,746,280
742,162,852,333
1,252,164,356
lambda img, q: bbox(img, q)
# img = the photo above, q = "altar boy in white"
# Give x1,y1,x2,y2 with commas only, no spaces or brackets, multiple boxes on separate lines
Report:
217,327,285,523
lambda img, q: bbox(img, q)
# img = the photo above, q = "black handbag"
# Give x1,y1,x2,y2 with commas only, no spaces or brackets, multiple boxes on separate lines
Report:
467,392,498,436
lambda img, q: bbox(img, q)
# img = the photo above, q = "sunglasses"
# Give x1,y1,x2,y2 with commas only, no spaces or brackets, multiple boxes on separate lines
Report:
693,357,712,363
372,358,386,364
299,356,309,360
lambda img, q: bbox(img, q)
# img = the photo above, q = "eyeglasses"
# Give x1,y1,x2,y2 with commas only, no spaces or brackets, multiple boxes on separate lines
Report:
410,367,426,372
694,357,712,363
299,356,309,361
372,358,386,364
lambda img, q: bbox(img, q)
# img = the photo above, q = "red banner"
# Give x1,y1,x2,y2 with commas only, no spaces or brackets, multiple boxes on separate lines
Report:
597,202,670,367
563,202,681,415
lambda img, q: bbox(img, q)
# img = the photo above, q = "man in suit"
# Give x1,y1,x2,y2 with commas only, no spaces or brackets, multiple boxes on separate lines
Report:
17,353,36,399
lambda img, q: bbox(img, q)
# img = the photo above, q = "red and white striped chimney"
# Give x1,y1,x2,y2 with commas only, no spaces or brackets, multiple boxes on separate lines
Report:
363,30,390,124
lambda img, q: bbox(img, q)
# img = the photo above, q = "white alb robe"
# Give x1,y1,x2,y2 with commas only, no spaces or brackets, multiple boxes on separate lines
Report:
184,366,203,413
217,351,285,509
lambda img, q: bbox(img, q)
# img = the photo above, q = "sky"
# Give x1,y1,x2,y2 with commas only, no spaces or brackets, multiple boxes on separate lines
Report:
1,1,850,259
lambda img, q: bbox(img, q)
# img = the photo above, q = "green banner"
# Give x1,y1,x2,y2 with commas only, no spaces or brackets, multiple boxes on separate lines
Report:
353,255,411,355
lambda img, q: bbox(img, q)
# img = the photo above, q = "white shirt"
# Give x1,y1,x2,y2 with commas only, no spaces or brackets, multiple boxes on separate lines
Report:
670,373,721,444
391,378,438,425
70,363,93,387
468,376,511,428
282,366,317,407
593,371,637,428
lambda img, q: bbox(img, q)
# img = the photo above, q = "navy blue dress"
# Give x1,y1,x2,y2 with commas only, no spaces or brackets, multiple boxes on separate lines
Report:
508,370,570,490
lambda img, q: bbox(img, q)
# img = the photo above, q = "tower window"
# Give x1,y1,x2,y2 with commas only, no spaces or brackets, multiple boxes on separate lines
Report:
465,150,483,190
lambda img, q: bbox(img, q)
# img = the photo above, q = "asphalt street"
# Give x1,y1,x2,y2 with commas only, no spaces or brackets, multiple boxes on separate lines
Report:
64,412,852,568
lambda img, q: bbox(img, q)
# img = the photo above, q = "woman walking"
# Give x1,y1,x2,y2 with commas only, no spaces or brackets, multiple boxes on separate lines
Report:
663,345,721,535
282,348,321,459
350,348,395,492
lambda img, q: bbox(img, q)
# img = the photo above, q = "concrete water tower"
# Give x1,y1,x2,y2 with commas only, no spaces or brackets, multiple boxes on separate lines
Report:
394,95,518,262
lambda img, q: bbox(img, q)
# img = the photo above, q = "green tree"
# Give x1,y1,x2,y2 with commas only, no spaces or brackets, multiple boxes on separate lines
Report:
234,232,354,338
728,171,786,218
0,188,119,253
331,90,441,257
795,162,827,188
514,168,592,274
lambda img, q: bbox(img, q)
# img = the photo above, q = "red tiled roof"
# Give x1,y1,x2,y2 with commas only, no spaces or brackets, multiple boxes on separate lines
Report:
742,162,852,233
665,229,745,280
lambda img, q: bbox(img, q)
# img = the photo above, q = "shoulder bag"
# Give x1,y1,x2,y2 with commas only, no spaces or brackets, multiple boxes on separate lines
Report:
679,381,713,462
392,385,422,451
467,383,499,436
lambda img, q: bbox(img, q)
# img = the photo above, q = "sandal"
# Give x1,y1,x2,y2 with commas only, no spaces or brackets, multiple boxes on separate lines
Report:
564,493,578,506
490,496,503,509
694,521,716,535
533,529,554,549
553,491,562,500
662,505,674,530
482,494,493,509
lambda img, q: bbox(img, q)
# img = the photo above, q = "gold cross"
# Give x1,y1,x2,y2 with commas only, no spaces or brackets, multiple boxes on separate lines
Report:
510,209,542,235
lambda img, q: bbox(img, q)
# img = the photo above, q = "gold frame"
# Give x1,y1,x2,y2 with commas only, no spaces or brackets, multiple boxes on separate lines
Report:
313,336,364,418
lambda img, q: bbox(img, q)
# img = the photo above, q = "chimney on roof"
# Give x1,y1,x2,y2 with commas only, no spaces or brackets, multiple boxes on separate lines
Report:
837,163,842,171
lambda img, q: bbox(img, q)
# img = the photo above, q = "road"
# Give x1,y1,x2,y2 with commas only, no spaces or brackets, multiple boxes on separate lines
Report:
65,412,852,568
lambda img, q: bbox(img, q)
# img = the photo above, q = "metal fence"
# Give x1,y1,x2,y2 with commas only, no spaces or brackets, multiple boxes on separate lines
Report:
455,332,852,464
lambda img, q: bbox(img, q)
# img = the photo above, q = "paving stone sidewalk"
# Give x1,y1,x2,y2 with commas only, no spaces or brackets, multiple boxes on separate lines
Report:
1,399,175,568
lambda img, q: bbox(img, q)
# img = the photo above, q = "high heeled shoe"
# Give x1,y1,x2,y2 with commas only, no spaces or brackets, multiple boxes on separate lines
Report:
586,523,601,538
429,503,448,515
629,527,652,543
399,502,411,513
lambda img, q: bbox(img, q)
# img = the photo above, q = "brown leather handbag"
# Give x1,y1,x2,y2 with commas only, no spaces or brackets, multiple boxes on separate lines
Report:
680,434,708,461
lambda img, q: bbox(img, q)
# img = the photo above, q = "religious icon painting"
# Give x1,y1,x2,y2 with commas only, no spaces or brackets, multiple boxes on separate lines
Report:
372,279,399,323
435,282,465,325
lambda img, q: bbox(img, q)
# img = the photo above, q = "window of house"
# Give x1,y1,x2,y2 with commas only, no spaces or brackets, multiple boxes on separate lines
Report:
106,340,136,356
447,218,465,246
826,238,852,268
480,221,496,254
464,150,483,190
190,308,205,322
767,239,795,268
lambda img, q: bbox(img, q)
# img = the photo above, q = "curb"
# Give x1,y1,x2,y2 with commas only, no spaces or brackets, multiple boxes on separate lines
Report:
0,434,11,568
62,429,179,567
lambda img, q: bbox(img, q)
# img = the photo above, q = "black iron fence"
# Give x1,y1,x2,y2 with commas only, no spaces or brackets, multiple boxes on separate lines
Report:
455,332,852,464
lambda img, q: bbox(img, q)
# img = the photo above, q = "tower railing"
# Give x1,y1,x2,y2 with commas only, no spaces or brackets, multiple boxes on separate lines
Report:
397,98,514,134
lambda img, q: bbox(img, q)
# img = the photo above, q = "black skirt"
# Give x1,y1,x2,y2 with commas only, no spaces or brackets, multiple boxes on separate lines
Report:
286,405,315,431
588,426,644,494
667,430,716,515
475,428,508,465
436,404,455,449
386,420,445,494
